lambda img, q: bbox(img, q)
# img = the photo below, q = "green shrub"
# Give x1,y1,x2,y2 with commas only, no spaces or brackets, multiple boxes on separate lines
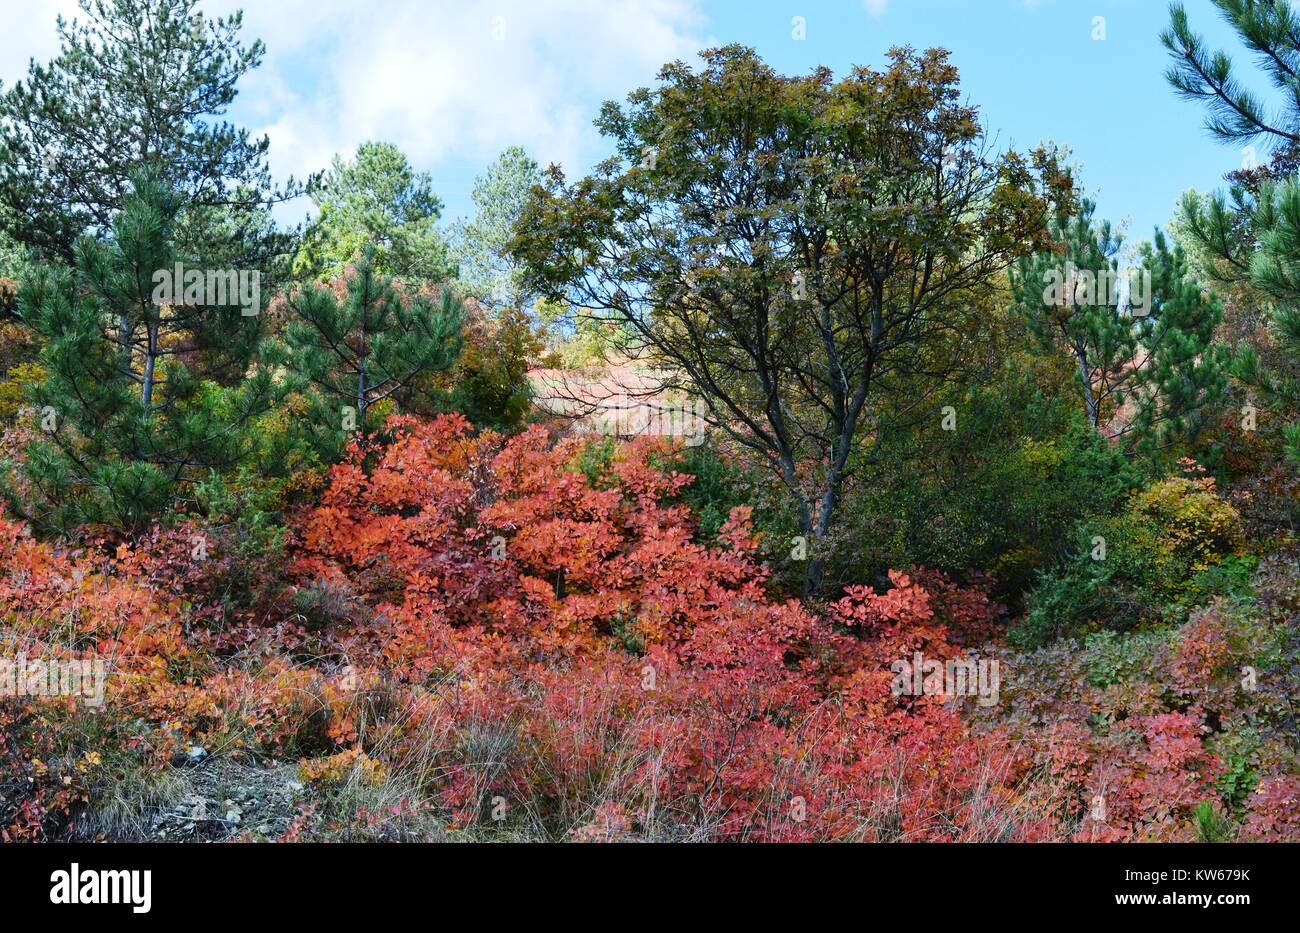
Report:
833,380,1141,604
1013,476,1246,646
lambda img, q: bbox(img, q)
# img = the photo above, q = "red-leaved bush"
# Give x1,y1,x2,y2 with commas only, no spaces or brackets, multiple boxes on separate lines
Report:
2,413,1296,842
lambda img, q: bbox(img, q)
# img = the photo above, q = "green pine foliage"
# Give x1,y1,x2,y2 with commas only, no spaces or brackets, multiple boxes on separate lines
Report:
268,253,465,460
295,142,453,284
1165,0,1300,463
3,168,277,533
1010,198,1226,459
450,146,543,309
0,0,303,268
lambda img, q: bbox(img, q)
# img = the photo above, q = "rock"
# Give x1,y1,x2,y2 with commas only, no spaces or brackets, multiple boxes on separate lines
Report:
186,745,208,763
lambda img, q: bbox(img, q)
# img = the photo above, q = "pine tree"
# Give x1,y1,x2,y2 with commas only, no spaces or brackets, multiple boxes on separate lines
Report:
1010,199,1226,457
1164,0,1300,460
451,146,542,309
0,0,303,273
295,142,452,284
1133,232,1231,454
270,253,464,458
4,167,277,533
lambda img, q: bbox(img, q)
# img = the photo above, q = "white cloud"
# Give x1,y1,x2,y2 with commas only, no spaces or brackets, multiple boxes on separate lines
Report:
3,0,710,223
209,0,710,196
863,0,888,16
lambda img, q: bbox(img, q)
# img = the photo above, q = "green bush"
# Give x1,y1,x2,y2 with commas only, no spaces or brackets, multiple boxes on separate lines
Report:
1013,476,1246,647
833,377,1140,603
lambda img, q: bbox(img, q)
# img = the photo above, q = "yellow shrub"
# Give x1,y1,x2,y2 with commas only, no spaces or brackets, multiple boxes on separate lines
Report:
299,747,388,787
0,361,45,421
1130,477,1242,572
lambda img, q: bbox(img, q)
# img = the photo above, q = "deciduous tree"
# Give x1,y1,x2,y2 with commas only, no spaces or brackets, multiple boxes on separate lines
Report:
510,44,1068,591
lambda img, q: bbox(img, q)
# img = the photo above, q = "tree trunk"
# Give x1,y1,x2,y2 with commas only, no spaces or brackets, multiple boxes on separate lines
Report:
141,320,158,410
805,475,842,596
357,313,367,424
1076,345,1098,428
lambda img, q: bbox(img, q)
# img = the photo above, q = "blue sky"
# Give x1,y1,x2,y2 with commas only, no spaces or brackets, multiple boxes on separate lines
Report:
1,0,1267,244
713,0,1257,242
